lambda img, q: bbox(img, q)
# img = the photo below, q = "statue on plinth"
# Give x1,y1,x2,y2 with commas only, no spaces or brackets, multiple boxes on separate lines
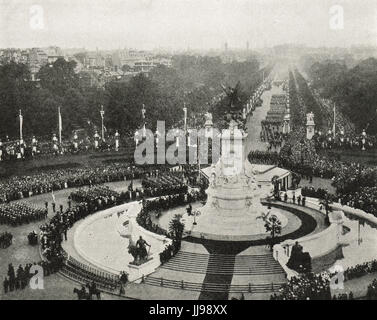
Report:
204,112,213,127
221,82,242,121
128,236,151,264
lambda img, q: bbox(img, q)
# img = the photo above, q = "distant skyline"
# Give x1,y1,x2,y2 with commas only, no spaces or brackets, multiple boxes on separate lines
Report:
0,0,377,50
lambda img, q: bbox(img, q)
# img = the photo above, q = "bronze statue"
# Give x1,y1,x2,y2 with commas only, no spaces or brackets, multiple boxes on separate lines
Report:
221,81,242,120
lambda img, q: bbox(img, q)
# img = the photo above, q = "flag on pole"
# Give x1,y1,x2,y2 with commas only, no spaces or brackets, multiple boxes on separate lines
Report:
333,103,336,139
58,107,62,144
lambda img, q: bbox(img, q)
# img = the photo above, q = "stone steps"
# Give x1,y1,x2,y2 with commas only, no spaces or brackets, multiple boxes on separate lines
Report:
160,251,285,275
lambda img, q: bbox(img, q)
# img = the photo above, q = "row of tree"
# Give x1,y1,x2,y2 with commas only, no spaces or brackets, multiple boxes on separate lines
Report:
0,55,264,139
304,57,377,134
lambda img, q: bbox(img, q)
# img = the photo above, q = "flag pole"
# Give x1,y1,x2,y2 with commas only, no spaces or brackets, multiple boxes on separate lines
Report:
142,104,146,138
58,106,62,145
19,109,23,141
333,103,336,139
100,105,105,141
183,103,187,135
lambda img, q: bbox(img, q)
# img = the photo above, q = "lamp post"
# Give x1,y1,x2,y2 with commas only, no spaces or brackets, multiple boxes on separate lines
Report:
193,210,200,226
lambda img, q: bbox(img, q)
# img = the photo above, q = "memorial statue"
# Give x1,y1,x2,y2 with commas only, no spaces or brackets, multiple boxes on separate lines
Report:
306,112,314,124
204,112,213,124
128,236,151,264
221,82,242,120
136,236,150,261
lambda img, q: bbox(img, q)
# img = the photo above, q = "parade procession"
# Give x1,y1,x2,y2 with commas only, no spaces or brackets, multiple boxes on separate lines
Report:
2,0,377,312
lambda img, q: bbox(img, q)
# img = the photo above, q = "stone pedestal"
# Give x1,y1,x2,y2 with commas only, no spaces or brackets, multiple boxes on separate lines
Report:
306,112,315,140
191,121,271,240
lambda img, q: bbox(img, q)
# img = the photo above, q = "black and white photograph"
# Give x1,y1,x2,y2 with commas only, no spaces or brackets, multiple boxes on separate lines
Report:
1,0,377,305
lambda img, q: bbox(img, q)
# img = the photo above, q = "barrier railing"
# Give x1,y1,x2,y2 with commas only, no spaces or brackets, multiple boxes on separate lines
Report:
144,276,284,293
67,255,120,283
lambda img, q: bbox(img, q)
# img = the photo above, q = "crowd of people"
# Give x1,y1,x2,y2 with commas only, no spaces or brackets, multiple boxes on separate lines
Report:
248,151,280,165
0,134,135,162
314,131,376,151
271,272,331,300
0,163,172,204
27,231,38,246
343,260,377,281
301,186,331,200
272,259,377,300
142,172,186,190
70,186,121,209
0,231,12,248
39,200,98,262
367,279,377,300
137,190,206,237
332,292,354,300
262,128,285,151
36,170,196,281
260,93,288,150
3,260,60,294
0,202,47,226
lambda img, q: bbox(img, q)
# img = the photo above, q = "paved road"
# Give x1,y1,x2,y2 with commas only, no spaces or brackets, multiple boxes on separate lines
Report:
0,180,140,300
245,84,285,154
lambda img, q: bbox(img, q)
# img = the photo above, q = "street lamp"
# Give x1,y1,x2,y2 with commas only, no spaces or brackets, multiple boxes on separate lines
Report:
193,210,200,226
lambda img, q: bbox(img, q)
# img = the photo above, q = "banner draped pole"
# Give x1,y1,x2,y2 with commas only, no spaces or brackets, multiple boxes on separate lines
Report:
19,109,23,141
58,106,62,145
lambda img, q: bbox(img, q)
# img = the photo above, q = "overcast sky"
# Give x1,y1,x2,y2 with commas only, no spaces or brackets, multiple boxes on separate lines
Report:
0,0,376,50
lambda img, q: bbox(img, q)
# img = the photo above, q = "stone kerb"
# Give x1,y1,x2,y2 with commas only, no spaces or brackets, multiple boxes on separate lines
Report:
331,203,377,227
